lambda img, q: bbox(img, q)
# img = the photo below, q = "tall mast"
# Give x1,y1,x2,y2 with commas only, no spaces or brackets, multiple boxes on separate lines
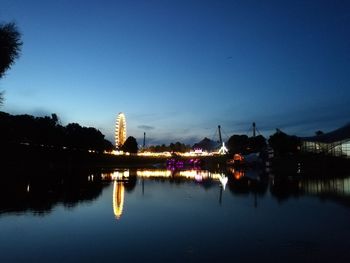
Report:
253,122,256,137
143,132,146,148
218,125,223,145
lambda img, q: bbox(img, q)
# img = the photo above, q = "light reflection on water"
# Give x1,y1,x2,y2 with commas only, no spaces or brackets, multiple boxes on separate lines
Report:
112,181,124,219
106,169,229,220
1,168,350,262
102,169,228,184
102,168,350,221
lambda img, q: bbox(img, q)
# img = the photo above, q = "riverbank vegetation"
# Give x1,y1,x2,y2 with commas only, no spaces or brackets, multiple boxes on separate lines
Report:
0,111,114,152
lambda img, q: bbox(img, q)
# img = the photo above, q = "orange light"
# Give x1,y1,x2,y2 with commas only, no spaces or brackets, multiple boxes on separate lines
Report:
234,170,244,180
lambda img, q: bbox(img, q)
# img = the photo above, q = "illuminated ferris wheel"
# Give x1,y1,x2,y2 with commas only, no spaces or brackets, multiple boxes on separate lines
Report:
115,112,127,148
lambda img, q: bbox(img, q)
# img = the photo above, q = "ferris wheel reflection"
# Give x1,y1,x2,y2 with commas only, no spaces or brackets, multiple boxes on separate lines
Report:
107,169,229,220
112,181,125,220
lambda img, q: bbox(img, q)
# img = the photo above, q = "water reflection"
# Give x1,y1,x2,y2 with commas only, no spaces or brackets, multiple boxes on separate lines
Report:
104,169,229,220
113,181,124,219
136,169,228,188
102,170,130,181
301,177,350,195
1,167,350,217
136,169,172,178
228,167,245,180
103,167,350,220
2,167,350,262
0,173,107,215
270,173,350,206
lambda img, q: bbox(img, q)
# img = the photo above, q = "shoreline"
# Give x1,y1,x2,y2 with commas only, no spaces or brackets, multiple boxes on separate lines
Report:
2,141,349,178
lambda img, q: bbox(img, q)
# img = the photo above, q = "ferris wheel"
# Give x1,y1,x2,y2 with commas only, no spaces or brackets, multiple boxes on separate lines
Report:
115,112,127,148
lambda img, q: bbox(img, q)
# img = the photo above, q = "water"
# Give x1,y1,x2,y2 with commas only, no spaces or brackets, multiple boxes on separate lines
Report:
1,168,350,262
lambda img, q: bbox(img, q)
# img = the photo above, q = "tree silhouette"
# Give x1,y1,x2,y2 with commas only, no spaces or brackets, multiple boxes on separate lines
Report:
121,136,138,153
0,22,22,105
268,129,300,156
0,111,114,152
227,134,266,154
315,130,324,136
146,142,190,153
0,22,22,78
227,135,249,154
247,135,266,153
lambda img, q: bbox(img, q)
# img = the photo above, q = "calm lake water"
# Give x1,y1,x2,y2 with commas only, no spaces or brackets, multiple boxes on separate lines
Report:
1,168,350,262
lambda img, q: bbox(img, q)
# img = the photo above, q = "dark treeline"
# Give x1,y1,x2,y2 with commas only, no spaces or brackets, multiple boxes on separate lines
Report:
268,129,300,156
144,142,191,153
226,130,301,157
0,111,114,152
226,134,267,155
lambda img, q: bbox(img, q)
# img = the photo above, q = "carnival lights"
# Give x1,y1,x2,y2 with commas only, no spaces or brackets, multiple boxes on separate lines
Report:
115,112,127,149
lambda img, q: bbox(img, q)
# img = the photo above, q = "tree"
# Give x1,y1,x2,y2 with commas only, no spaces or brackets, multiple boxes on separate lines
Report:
169,141,190,152
315,130,324,136
227,135,249,154
247,135,266,153
121,136,138,153
0,111,114,152
0,22,22,78
0,22,22,105
0,91,3,106
103,139,114,151
268,129,300,156
51,113,59,125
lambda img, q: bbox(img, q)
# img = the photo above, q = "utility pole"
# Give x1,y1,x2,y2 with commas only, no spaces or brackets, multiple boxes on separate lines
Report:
253,122,256,138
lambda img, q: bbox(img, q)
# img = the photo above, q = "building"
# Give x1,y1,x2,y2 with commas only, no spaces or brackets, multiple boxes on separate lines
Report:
301,123,350,158
115,112,127,149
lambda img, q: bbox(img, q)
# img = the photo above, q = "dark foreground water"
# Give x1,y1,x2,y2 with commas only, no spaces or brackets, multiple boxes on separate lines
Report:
1,168,350,262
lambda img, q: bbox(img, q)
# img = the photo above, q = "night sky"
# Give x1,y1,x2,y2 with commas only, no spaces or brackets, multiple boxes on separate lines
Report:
1,0,349,145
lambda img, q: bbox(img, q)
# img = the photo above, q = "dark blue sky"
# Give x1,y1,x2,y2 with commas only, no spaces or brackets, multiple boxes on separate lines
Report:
1,0,349,145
